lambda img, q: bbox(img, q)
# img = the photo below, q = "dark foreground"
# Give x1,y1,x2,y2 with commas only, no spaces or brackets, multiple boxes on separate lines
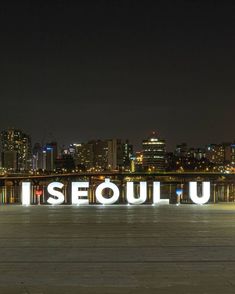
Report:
1,204,235,293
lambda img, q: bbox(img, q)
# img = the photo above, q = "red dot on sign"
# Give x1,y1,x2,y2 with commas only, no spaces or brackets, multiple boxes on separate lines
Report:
35,190,43,196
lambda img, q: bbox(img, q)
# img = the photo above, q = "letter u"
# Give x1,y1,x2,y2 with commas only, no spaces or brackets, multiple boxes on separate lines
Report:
189,182,210,204
126,182,147,205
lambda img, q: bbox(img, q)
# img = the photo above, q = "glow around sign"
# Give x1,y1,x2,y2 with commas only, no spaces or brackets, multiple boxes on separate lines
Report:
21,179,211,206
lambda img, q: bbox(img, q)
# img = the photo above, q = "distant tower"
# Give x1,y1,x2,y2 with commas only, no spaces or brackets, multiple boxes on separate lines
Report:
107,139,123,170
42,142,58,171
32,143,43,170
0,128,32,171
122,140,133,170
142,131,166,171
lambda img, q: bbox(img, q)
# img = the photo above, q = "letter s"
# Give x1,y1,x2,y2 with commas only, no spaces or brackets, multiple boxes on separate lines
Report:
47,182,65,205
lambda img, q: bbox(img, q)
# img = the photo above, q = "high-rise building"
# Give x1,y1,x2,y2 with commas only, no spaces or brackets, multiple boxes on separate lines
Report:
32,143,43,170
72,143,94,170
2,151,18,171
0,128,32,171
142,132,166,171
224,143,235,167
42,142,58,171
68,141,108,171
122,140,133,170
92,140,108,170
70,139,131,171
206,144,225,166
107,139,123,170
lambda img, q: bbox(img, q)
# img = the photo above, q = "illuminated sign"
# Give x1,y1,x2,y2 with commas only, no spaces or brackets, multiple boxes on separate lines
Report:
21,179,211,206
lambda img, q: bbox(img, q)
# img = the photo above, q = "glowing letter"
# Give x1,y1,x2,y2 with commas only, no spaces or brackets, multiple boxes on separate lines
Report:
189,182,210,205
126,182,147,204
95,178,120,205
152,182,169,204
22,182,31,206
72,182,89,205
47,182,64,205
153,181,160,204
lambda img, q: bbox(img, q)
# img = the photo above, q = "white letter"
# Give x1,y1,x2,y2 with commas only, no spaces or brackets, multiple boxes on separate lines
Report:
126,182,147,205
72,182,89,205
189,182,210,205
47,182,64,205
95,178,119,205
152,182,169,204
22,182,31,206
153,181,160,204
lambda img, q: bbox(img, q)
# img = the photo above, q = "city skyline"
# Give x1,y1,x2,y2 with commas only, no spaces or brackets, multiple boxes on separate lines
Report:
0,127,235,174
0,1,234,150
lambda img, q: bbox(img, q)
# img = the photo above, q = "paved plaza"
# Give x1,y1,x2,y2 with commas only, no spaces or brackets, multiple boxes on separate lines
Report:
0,204,235,293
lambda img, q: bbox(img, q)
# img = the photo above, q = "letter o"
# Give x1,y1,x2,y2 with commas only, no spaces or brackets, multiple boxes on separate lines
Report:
95,179,120,205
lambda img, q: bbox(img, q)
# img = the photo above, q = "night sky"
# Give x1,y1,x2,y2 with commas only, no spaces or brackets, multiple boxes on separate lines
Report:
0,0,234,150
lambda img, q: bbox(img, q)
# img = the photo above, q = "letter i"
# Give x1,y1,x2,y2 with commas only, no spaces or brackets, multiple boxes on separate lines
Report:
22,182,31,206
